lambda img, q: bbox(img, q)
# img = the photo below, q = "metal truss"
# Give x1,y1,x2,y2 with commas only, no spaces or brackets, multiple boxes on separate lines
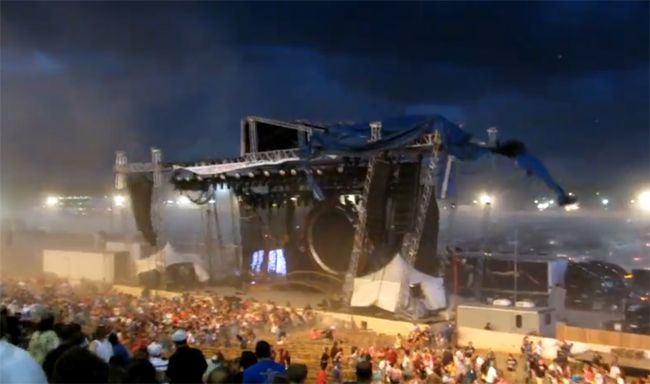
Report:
342,122,382,302
116,132,436,176
398,130,442,311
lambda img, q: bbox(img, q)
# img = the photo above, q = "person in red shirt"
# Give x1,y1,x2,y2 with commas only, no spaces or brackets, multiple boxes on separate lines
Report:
386,348,398,366
316,362,328,384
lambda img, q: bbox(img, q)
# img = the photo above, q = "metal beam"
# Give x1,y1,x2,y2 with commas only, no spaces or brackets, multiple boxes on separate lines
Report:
398,130,442,312
342,122,382,304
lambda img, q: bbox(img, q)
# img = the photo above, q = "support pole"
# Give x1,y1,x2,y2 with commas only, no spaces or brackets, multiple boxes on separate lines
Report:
151,148,163,244
343,122,382,304
205,207,214,281
398,130,441,312
230,193,243,278
212,190,224,278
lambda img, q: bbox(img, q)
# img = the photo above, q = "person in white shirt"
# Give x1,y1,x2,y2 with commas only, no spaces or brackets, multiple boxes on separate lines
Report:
147,342,168,382
609,360,622,380
485,361,498,384
88,325,113,363
475,355,485,372
0,339,48,384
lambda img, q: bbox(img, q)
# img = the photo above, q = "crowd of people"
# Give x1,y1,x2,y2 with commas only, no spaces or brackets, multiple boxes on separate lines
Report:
0,278,316,383
0,277,646,384
306,325,640,384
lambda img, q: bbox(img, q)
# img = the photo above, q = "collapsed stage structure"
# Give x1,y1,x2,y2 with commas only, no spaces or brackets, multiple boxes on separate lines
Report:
115,114,575,315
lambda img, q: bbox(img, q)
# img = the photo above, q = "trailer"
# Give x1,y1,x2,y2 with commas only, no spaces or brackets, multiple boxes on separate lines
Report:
42,249,130,283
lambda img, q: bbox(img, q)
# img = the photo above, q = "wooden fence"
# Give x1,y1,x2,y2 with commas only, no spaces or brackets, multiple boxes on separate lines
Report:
556,322,650,351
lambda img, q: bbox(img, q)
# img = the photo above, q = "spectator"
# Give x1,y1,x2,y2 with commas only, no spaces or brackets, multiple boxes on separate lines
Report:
316,362,328,384
0,335,48,383
485,360,498,384
278,348,291,368
124,358,158,384
323,326,335,342
166,329,207,384
42,323,85,381
506,353,518,372
320,345,330,366
146,342,168,376
243,340,286,383
609,358,622,380
206,366,232,384
535,340,544,357
533,359,548,384
1,307,22,346
272,375,290,384
232,350,257,383
108,333,129,366
350,359,372,383
108,356,127,383
52,346,109,384
286,363,308,384
205,352,226,380
89,325,114,363
465,365,478,384
464,342,475,358
28,313,59,364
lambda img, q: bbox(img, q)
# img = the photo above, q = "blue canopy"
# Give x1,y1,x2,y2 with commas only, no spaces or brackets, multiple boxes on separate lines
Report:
303,115,575,206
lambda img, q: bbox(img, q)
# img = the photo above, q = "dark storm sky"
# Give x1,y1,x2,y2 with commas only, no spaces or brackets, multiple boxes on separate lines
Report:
1,2,648,202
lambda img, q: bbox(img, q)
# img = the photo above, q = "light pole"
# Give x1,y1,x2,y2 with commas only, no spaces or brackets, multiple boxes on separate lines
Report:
476,193,493,300
513,226,519,304
113,194,127,240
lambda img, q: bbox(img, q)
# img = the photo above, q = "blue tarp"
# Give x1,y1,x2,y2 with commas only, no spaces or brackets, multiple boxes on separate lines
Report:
303,115,575,206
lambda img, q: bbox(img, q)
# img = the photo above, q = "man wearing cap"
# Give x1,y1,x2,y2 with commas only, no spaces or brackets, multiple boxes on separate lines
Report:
147,342,168,375
166,329,207,384
243,340,285,383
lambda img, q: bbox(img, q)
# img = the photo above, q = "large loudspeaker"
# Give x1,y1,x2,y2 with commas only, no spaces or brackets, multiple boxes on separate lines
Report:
306,202,357,274
414,196,440,275
365,159,391,244
138,269,161,289
127,174,157,246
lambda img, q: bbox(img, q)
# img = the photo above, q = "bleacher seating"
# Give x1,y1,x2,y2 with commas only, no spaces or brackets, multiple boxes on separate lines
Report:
201,329,394,381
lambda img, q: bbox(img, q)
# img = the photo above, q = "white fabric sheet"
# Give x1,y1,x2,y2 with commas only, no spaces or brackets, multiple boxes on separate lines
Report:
135,242,210,282
350,254,446,313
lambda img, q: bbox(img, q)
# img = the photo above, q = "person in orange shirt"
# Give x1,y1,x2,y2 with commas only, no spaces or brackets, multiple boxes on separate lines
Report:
316,362,328,384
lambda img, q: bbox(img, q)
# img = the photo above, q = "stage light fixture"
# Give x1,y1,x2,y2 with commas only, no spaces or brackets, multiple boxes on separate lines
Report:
45,195,60,207
177,195,191,206
479,193,493,206
638,190,650,212
279,170,286,176
564,203,580,212
113,194,126,207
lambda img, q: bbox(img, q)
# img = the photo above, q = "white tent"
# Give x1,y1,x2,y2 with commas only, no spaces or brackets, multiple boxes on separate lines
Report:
350,254,446,313
135,242,210,282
